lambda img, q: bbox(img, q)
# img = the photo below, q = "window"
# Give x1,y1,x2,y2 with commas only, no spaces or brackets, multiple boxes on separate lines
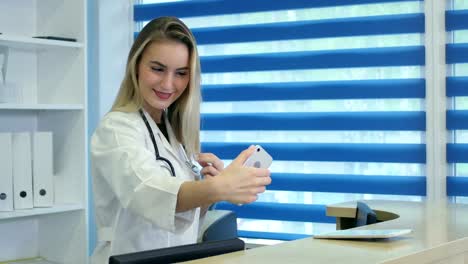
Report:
134,0,426,243
446,0,468,203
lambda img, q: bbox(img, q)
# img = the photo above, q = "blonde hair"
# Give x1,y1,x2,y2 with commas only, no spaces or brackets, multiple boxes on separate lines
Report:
112,16,201,157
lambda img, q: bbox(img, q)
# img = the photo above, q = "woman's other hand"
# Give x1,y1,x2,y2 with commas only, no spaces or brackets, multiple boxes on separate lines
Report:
197,152,224,177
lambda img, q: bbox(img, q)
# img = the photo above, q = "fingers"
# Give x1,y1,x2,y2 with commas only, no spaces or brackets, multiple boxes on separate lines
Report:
200,165,221,177
243,167,271,178
254,168,271,178
214,158,271,205
247,170,270,201
231,194,258,205
234,188,264,204
231,168,271,205
255,186,266,194
197,153,224,178
230,145,256,167
235,167,271,188
256,173,272,186
197,153,224,171
245,194,258,204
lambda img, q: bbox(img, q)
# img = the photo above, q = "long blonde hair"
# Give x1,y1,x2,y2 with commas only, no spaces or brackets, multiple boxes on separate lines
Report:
112,17,201,157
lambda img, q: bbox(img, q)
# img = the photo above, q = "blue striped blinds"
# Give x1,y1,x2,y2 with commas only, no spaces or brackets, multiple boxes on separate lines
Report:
202,142,425,163
134,0,426,240
268,173,425,195
446,10,468,31
447,44,468,64
446,6,468,197
202,79,426,101
216,202,335,223
134,13,425,43
446,77,468,97
134,0,423,20
201,46,424,73
192,14,424,44
201,112,425,131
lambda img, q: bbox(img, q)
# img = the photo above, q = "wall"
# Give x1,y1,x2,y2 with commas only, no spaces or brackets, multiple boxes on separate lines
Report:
87,0,132,255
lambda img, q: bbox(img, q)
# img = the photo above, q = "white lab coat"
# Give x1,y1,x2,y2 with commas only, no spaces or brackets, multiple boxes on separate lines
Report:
90,110,201,264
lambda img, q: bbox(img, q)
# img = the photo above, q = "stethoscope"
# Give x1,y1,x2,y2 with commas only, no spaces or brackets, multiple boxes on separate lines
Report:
139,109,199,177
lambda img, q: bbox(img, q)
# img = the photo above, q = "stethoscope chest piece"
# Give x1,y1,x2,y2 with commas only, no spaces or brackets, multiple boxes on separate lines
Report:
187,162,200,174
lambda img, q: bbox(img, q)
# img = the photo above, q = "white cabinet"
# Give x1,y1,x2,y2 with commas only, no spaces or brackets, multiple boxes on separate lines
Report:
0,0,88,263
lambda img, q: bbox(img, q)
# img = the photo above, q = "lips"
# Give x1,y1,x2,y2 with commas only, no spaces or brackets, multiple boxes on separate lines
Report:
153,89,172,100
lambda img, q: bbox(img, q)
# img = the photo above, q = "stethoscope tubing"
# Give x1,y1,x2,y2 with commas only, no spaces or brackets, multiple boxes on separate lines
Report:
139,109,176,177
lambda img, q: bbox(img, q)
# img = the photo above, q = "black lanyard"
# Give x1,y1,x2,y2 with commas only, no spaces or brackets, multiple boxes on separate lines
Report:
139,109,176,177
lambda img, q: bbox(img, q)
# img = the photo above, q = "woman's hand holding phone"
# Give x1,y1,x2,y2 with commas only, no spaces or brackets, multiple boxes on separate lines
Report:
243,145,273,169
207,145,272,205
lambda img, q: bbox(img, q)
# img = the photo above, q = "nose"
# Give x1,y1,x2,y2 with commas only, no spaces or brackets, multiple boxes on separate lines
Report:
161,72,174,90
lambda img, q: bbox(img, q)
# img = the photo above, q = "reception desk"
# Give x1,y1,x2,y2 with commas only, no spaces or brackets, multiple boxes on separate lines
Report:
186,200,468,264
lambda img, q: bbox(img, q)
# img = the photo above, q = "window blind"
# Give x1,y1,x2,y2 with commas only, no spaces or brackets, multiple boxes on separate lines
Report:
134,0,426,241
446,1,468,199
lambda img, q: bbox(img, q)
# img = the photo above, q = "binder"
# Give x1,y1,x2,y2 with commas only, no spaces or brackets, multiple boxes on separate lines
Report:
32,132,54,207
0,133,13,211
109,238,245,264
12,132,33,209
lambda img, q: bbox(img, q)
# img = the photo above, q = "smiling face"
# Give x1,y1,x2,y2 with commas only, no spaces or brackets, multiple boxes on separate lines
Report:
137,40,190,123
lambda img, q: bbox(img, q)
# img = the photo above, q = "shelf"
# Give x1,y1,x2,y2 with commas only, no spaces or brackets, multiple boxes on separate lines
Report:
0,204,84,220
0,34,83,50
0,0,87,262
0,104,84,110
3,257,60,264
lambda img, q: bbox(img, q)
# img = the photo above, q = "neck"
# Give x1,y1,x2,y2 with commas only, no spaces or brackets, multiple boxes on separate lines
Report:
143,104,163,124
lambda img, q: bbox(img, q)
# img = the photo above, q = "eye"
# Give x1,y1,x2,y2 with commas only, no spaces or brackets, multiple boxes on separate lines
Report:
176,71,188,76
151,67,164,72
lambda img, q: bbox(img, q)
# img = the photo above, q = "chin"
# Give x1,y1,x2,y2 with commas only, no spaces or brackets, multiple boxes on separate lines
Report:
152,102,170,111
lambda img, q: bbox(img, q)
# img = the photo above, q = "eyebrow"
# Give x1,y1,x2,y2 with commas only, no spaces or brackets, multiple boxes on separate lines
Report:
149,60,189,71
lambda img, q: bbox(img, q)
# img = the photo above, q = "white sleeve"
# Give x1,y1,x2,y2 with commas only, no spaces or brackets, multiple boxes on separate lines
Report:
91,112,194,232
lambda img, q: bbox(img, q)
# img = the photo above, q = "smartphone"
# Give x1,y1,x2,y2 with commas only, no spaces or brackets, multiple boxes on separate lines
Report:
243,145,273,168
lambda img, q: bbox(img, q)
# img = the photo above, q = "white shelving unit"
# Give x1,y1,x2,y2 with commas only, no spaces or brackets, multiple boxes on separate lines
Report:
0,35,84,49
0,0,88,263
0,204,84,220
0,104,84,110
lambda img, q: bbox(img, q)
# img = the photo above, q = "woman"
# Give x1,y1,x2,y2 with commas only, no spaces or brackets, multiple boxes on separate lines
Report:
90,17,271,263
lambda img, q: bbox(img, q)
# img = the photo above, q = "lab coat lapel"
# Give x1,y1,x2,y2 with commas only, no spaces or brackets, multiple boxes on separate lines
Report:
164,111,187,164
142,110,180,162
164,112,201,180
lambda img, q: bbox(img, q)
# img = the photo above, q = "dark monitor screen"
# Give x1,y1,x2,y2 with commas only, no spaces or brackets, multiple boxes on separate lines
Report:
109,238,245,264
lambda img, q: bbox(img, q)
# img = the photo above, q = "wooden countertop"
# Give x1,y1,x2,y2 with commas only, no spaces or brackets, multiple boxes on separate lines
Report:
185,200,468,264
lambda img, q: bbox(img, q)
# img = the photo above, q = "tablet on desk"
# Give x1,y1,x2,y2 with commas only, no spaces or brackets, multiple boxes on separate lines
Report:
313,229,412,239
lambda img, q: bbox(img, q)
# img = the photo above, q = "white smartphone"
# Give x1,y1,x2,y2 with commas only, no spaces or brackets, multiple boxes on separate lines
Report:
243,145,273,168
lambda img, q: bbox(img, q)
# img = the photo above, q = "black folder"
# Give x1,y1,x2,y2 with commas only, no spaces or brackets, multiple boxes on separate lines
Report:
109,238,245,264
